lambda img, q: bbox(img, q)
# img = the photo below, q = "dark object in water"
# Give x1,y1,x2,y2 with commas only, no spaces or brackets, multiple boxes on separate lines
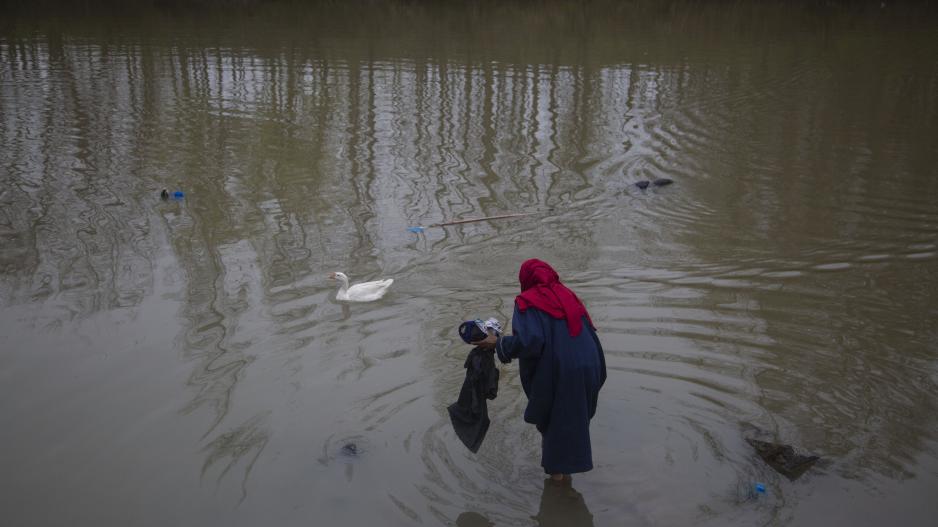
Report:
652,178,674,187
635,180,650,190
448,347,499,453
160,188,169,200
746,438,819,480
456,512,495,527
340,442,359,457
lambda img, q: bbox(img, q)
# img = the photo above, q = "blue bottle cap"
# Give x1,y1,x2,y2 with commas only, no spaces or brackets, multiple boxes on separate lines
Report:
755,483,766,493
173,191,184,199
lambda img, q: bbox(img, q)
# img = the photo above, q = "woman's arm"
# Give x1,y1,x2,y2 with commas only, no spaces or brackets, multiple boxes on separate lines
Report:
494,307,545,364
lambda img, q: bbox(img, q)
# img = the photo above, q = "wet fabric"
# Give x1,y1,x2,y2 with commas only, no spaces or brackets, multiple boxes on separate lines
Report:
448,347,500,453
458,318,502,344
515,259,594,337
496,305,606,474
746,438,819,480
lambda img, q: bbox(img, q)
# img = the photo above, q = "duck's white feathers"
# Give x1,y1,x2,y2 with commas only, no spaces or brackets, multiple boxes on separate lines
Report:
332,272,393,302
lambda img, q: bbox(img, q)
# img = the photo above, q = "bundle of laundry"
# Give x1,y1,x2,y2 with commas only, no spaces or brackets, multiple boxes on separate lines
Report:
449,318,502,453
457,318,502,344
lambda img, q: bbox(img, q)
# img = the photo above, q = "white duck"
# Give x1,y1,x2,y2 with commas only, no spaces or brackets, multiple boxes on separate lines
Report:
329,272,394,302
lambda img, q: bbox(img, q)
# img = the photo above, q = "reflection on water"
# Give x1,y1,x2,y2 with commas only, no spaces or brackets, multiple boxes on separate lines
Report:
534,478,594,527
456,478,594,527
201,412,270,504
1,1,938,526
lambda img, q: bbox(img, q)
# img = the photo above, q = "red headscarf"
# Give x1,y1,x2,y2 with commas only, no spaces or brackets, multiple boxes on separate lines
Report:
515,259,594,337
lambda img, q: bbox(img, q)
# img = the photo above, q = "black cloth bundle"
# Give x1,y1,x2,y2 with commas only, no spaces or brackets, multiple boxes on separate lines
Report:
448,347,499,453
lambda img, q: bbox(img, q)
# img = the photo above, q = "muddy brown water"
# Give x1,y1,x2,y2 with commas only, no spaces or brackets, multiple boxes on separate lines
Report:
2,2,937,526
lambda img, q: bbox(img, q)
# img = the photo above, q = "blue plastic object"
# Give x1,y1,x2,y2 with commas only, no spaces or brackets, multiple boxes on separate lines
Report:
173,191,184,199
755,483,766,494
407,226,425,233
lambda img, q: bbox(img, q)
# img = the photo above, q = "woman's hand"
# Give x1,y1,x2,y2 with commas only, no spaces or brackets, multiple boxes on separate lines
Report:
471,330,498,350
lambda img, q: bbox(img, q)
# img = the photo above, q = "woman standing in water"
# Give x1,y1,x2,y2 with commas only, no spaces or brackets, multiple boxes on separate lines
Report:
472,259,606,480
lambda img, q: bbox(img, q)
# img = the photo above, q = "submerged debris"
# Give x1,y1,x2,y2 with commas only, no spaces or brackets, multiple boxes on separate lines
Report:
456,512,495,527
746,438,819,480
634,178,674,190
340,442,359,457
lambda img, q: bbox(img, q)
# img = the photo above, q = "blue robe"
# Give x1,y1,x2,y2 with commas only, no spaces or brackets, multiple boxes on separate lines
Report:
495,305,606,474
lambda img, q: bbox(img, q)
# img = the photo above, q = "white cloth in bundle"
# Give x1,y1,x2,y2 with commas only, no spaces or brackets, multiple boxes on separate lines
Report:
475,318,502,335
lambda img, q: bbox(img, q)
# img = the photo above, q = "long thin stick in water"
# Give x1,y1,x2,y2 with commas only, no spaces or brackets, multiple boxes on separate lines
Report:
408,212,543,232
432,212,539,227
